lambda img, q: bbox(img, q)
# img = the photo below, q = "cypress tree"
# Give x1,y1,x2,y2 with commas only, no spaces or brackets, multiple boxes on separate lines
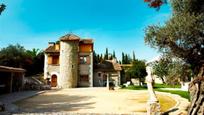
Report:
122,52,125,64
125,54,128,64
104,48,109,60
113,50,116,58
133,51,136,61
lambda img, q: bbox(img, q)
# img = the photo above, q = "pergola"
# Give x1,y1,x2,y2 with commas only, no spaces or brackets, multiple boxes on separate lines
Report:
94,60,122,89
0,66,25,94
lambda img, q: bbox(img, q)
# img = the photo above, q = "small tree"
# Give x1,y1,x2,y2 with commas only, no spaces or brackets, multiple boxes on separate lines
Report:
0,44,45,76
0,4,6,15
26,48,40,59
152,57,169,84
127,60,147,86
152,55,193,85
0,44,29,68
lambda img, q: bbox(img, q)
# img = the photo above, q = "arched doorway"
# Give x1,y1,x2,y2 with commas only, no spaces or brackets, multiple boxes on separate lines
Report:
51,74,57,87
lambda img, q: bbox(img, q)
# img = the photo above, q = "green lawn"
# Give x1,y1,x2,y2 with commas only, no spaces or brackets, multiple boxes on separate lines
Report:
121,84,189,100
153,83,181,88
155,89,190,100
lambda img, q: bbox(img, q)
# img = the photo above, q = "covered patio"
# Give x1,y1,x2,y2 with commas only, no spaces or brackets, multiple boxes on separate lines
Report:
0,66,25,94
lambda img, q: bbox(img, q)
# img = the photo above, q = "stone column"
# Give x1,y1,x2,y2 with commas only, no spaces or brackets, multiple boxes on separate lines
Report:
106,73,109,89
44,54,48,79
146,66,160,115
89,52,93,87
118,71,121,86
59,41,79,88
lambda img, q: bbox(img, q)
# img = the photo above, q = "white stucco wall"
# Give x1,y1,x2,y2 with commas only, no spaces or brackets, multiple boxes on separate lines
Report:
44,54,48,79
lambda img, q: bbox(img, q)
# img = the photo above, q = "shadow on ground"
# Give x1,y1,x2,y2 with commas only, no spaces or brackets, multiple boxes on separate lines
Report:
14,93,95,113
162,108,179,115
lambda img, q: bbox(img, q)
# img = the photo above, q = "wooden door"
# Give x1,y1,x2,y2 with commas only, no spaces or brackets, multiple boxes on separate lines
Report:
51,75,57,87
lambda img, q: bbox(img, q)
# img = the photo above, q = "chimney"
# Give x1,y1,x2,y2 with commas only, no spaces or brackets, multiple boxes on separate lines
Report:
48,42,55,47
55,43,60,50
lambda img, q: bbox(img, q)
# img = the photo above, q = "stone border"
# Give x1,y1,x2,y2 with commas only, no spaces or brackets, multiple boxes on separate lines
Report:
155,91,190,115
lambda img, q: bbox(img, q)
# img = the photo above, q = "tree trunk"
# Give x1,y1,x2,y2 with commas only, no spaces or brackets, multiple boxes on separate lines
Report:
139,77,141,86
188,66,204,115
160,76,166,84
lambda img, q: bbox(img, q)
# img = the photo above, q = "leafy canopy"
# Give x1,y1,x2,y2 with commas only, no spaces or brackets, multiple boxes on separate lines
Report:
145,0,204,74
0,44,44,76
127,60,147,79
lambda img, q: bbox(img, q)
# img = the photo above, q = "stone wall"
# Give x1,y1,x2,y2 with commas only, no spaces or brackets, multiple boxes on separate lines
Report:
44,54,60,79
47,65,60,76
59,41,79,88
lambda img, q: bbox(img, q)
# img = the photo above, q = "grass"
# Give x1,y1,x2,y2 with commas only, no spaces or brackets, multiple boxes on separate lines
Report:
154,83,181,88
121,84,189,100
155,89,190,100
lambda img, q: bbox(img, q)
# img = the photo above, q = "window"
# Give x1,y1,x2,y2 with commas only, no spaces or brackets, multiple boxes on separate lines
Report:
79,56,90,64
98,73,101,77
52,56,59,64
48,55,59,65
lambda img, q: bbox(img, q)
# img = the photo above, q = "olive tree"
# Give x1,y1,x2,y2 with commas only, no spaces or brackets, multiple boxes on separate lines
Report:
145,0,204,114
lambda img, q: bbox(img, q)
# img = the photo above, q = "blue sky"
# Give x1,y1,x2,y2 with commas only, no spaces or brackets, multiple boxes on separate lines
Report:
0,0,171,61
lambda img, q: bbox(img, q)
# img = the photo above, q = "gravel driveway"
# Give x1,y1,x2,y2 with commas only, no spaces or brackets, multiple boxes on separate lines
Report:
13,88,179,114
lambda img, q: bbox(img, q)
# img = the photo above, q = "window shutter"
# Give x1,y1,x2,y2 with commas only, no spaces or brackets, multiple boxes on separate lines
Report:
86,56,90,64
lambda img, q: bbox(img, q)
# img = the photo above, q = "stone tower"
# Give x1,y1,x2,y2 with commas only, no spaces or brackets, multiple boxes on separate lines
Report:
59,34,79,88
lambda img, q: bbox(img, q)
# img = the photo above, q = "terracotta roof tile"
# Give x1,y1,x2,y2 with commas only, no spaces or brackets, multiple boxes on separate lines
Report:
95,60,122,72
107,60,122,71
60,34,80,41
44,45,59,53
45,34,93,53
80,39,93,44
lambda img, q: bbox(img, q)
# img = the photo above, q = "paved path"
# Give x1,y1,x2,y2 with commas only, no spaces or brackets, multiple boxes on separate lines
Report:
0,88,189,115
0,90,45,114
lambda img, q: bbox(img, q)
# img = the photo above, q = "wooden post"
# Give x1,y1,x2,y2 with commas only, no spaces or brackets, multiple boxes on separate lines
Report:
9,72,13,93
21,73,25,91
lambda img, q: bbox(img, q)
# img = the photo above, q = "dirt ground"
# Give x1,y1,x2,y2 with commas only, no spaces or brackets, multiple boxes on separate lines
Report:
15,88,176,114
